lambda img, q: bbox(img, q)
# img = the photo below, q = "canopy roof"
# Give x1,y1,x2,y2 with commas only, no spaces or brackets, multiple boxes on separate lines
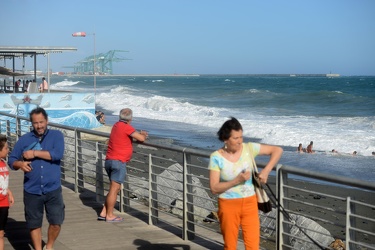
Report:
0,46,77,80
0,46,77,59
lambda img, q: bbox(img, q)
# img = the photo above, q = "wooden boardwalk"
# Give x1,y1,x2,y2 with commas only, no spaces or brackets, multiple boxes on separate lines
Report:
5,170,227,250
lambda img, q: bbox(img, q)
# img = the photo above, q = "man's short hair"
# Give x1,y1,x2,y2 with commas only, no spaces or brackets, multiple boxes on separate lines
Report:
119,108,133,122
29,107,48,122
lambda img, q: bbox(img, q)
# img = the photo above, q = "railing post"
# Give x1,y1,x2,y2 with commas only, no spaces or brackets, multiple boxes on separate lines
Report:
276,164,288,250
120,183,125,213
148,153,158,225
122,176,131,212
74,129,79,193
16,116,21,140
61,136,66,181
183,151,195,240
6,120,11,141
121,146,130,213
77,130,84,192
276,164,281,250
346,197,351,250
95,141,105,203
346,196,356,250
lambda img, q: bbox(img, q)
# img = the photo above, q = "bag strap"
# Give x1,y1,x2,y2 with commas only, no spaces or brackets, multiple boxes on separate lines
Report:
265,182,325,249
249,142,325,249
247,143,262,188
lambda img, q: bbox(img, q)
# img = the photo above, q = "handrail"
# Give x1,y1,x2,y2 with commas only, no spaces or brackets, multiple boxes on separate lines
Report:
1,111,374,250
278,164,375,191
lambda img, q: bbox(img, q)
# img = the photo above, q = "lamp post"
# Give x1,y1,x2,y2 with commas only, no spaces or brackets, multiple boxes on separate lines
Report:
72,31,96,93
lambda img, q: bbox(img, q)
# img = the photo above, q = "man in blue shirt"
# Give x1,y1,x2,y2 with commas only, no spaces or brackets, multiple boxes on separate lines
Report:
8,107,65,250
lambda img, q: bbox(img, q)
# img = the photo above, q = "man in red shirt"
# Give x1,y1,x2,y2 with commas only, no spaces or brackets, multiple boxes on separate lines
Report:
99,108,148,222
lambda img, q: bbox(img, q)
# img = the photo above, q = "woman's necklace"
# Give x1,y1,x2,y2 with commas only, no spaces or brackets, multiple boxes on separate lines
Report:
222,148,239,160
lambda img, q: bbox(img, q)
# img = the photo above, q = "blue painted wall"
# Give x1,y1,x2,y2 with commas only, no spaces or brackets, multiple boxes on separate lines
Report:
0,92,101,129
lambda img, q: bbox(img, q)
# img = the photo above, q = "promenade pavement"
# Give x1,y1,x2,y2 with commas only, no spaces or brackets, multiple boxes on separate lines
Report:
5,170,227,250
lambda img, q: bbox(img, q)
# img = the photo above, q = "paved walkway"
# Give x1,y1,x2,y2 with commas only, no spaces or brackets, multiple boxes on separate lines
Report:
5,170,226,250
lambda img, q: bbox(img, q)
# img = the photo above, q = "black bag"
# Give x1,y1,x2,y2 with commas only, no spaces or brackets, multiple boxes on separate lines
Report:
248,144,273,213
252,171,272,213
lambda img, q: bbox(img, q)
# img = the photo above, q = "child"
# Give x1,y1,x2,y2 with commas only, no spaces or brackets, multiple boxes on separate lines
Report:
0,135,14,250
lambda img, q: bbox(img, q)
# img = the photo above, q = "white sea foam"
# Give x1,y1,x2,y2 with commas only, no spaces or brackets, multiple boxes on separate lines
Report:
96,88,375,156
46,75,374,182
245,89,261,94
53,79,80,87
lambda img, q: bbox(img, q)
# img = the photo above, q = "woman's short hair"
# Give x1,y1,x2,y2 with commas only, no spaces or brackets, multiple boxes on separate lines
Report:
119,108,133,122
217,117,243,141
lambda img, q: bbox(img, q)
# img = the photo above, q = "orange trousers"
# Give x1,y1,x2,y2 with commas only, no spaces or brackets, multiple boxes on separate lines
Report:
218,195,260,250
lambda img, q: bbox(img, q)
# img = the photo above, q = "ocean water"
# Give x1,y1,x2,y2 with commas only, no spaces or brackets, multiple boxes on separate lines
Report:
49,75,375,182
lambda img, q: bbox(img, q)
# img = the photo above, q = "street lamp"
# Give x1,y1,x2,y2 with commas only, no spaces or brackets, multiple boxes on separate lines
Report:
72,31,96,93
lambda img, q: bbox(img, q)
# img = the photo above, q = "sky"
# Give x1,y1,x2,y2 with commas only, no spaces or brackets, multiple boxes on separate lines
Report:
1,0,375,76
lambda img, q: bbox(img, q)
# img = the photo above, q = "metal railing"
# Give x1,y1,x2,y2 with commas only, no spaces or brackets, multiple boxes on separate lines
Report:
276,165,375,250
1,111,375,250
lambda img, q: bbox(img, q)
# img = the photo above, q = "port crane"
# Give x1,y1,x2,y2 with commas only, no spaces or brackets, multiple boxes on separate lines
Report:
65,50,131,75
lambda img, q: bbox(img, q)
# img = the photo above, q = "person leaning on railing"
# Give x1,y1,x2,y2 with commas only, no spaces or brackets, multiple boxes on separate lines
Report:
209,117,283,250
98,108,148,223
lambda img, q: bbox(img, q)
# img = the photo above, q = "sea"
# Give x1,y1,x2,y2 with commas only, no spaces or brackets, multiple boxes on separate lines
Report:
49,75,375,183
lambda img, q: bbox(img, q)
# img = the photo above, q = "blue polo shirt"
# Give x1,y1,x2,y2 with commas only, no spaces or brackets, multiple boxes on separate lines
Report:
8,129,64,195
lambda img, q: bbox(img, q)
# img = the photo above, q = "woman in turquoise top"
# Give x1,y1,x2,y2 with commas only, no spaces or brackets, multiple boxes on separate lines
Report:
209,117,283,250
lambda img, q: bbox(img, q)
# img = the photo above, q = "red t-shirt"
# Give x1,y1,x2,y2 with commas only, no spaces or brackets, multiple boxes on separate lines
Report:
0,159,10,207
105,121,136,163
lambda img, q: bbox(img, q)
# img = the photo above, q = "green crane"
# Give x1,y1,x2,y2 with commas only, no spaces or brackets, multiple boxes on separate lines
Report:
64,50,131,75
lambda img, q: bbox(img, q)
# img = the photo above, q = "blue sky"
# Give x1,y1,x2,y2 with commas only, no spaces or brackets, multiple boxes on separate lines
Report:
1,0,374,75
